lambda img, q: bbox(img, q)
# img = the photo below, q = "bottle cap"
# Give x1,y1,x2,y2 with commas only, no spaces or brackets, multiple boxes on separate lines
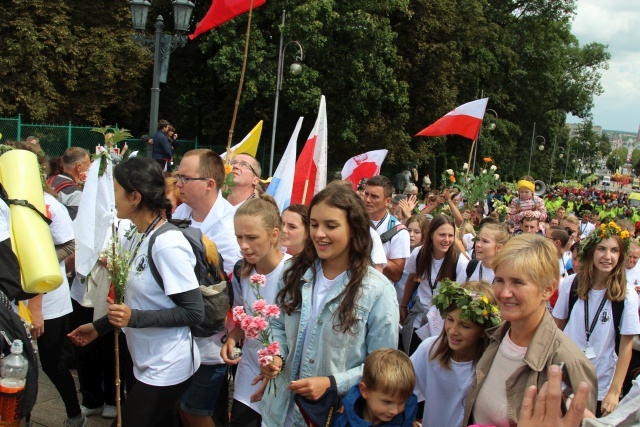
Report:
10,340,22,354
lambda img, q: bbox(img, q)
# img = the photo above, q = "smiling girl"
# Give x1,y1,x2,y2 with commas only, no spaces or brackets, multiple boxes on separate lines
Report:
394,215,430,305
410,280,500,427
258,185,399,427
221,194,291,426
553,221,640,416
400,214,468,354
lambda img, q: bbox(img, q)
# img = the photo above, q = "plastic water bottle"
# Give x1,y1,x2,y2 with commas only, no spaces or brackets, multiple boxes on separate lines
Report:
0,340,28,425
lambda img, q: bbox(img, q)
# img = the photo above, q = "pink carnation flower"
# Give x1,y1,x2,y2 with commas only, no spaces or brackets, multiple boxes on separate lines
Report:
257,352,273,366
245,328,260,340
240,316,253,331
252,299,267,313
232,306,247,323
266,341,280,355
251,316,268,332
262,304,280,318
250,274,267,287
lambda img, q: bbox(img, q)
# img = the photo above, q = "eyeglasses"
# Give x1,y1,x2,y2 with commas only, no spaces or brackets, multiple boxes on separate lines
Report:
230,160,258,177
176,174,210,185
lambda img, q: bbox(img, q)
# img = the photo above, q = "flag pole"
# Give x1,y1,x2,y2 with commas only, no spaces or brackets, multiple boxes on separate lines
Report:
301,179,310,205
465,139,476,184
226,0,255,153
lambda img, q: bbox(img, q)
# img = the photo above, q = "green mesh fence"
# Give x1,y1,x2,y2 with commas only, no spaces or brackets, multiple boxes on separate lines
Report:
0,116,196,158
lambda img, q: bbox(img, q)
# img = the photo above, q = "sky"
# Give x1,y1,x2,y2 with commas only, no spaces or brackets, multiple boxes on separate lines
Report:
566,0,640,133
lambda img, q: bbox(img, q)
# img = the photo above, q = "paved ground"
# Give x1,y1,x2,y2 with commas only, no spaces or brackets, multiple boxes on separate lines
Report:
31,365,112,427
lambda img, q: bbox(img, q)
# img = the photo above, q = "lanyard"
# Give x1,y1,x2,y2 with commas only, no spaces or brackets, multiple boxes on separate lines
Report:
127,215,163,269
584,293,608,342
426,258,442,291
372,212,389,231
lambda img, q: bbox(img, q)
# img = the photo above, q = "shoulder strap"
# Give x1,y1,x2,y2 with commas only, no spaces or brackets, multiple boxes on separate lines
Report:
233,259,243,281
466,259,480,281
0,183,52,225
53,180,76,194
380,223,407,244
566,273,580,325
147,222,179,290
612,298,625,355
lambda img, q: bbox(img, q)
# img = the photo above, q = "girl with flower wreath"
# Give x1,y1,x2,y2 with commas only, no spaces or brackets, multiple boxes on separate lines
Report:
553,221,640,417
410,279,500,427
221,194,291,426
258,185,399,427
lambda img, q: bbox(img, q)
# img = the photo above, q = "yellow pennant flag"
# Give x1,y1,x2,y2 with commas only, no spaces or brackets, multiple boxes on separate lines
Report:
221,120,263,159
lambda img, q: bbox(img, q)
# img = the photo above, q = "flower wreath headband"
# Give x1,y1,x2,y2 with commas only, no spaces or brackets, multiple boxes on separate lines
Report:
578,221,630,262
432,279,502,328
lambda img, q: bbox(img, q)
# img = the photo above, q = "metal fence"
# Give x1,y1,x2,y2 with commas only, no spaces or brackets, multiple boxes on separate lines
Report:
0,115,197,158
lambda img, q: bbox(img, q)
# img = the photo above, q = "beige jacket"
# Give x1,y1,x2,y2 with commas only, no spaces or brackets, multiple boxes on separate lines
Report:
462,310,597,426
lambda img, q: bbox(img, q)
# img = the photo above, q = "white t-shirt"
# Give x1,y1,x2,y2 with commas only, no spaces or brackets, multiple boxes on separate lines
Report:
404,246,468,309
122,228,201,386
472,330,527,427
0,199,10,241
552,275,640,400
579,221,595,239
467,260,495,283
626,265,640,289
410,336,474,427
371,214,411,262
42,193,73,320
232,253,291,413
369,227,387,267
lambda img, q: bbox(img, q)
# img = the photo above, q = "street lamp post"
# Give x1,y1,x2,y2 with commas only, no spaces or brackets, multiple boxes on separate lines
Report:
129,0,195,157
565,153,577,180
269,10,304,176
527,122,545,176
548,135,558,183
472,109,497,174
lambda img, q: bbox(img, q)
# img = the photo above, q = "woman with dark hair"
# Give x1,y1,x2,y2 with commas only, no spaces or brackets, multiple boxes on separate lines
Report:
281,204,309,256
400,214,468,354
258,185,398,427
68,157,204,427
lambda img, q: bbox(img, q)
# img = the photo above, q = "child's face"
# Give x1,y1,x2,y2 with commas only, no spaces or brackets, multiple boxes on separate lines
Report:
359,384,406,424
518,188,533,200
444,308,484,362
407,221,423,248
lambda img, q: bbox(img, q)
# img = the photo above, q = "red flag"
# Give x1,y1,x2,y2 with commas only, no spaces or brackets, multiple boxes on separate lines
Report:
341,149,388,190
188,0,267,40
416,98,488,140
291,96,328,206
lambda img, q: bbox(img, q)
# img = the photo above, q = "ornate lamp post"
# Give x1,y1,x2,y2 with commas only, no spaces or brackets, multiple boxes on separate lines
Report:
527,122,545,176
129,0,195,156
269,10,304,176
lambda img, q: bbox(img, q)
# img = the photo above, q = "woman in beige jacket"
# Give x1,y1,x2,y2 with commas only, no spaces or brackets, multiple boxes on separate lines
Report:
462,234,597,426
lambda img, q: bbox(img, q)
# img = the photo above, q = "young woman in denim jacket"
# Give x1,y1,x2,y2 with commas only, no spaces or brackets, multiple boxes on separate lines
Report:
259,184,399,427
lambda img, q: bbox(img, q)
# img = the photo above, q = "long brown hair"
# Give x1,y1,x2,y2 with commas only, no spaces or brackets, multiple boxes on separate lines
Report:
415,214,460,284
428,280,496,369
577,235,627,302
276,185,373,334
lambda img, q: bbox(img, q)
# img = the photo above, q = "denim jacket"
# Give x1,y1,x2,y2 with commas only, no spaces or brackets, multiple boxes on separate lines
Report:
260,261,399,427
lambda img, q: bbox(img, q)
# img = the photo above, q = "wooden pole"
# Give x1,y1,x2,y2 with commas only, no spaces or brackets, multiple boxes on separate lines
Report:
301,179,310,205
111,219,122,427
226,0,255,152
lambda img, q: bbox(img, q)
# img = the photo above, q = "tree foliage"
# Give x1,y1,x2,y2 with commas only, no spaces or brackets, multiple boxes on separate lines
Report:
0,0,610,179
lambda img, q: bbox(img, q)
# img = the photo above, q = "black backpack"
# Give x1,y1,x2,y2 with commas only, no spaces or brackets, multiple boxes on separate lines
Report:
566,274,625,355
148,222,232,337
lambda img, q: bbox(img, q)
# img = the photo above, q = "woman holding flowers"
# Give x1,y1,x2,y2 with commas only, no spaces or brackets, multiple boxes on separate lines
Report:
410,280,500,427
463,233,597,426
259,185,399,427
68,157,204,427
553,222,640,416
221,194,291,426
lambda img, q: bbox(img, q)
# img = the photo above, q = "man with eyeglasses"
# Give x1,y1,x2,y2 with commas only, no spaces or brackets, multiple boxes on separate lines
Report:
172,149,241,427
226,153,261,212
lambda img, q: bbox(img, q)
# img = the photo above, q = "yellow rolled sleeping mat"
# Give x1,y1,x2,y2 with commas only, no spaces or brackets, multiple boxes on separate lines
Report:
0,149,63,293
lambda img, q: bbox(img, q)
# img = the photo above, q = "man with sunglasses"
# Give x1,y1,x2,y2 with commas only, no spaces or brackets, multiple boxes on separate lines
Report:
226,153,261,212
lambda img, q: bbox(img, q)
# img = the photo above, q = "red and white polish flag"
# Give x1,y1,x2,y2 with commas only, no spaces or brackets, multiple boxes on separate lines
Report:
416,98,489,140
341,149,388,190
291,96,328,206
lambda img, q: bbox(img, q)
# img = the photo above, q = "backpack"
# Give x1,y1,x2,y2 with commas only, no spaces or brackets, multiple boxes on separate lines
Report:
147,222,232,337
465,259,480,281
379,215,407,244
45,175,76,195
566,273,625,355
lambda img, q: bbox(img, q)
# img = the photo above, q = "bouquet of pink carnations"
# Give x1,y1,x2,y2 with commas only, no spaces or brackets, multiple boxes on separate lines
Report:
232,273,281,395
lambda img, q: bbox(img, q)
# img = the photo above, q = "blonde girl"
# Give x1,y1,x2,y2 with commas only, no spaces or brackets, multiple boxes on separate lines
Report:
467,222,510,283
553,222,640,416
221,194,292,426
410,280,499,427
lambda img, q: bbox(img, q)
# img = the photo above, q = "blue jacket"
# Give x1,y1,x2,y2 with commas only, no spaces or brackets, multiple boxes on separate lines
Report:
152,130,172,160
260,262,399,426
335,385,418,427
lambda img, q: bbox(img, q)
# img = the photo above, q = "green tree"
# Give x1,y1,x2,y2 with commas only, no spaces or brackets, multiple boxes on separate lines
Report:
606,148,627,173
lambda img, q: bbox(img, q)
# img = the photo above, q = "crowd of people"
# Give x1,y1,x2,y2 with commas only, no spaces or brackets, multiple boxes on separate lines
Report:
0,140,639,427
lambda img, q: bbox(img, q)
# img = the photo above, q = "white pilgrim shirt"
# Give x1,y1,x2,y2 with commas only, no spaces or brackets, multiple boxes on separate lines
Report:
369,227,387,267
410,336,475,427
467,260,495,283
371,214,410,262
0,199,9,241
553,274,640,400
123,227,201,386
